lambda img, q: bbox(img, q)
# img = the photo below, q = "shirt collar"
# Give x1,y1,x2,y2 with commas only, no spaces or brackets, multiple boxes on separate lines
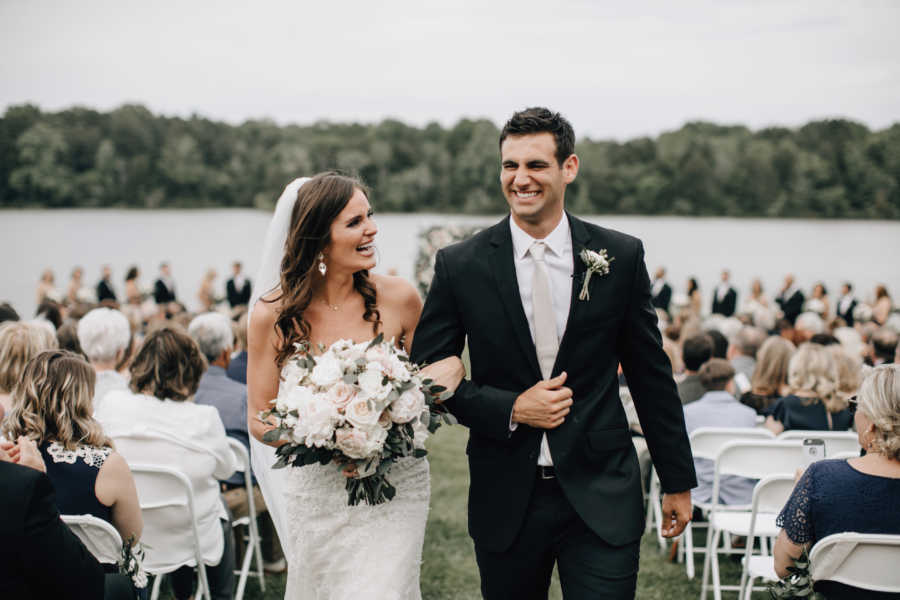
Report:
509,213,571,261
698,390,738,404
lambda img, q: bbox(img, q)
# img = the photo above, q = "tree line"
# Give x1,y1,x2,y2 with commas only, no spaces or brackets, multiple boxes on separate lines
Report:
1,103,898,218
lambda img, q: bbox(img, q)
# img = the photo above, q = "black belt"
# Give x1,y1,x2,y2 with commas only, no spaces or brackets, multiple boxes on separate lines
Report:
538,465,556,479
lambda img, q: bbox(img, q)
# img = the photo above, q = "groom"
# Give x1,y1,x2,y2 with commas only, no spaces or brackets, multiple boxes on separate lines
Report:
411,107,696,598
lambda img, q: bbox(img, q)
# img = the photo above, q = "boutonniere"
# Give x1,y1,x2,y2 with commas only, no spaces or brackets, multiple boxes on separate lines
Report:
578,248,614,301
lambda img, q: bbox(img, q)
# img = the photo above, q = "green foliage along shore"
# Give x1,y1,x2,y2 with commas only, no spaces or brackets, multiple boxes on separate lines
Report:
1,103,898,218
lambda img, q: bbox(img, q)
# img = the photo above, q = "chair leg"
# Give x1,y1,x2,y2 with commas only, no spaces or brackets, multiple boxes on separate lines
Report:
197,561,212,600
250,522,265,590
685,522,695,579
710,529,723,600
150,573,163,600
700,522,718,600
235,542,253,600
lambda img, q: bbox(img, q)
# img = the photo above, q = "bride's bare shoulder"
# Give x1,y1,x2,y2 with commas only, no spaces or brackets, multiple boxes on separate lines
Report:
371,273,420,310
250,291,282,331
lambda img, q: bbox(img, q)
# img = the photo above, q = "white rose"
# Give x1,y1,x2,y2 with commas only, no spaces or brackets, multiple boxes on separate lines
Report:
279,384,314,414
390,387,426,424
365,344,389,363
326,381,356,412
310,353,343,388
412,417,430,449
358,363,391,400
303,393,338,448
345,395,382,429
379,353,411,382
335,426,387,459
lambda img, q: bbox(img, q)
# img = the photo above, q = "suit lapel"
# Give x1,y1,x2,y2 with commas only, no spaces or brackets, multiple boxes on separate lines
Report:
554,213,593,373
489,218,542,380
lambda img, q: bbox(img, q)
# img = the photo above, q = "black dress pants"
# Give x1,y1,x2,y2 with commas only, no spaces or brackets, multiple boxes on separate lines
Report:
474,473,640,600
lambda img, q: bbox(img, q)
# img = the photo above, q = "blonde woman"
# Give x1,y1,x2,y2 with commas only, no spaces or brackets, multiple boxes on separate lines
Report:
765,342,853,434
0,322,57,417
829,345,863,404
740,336,795,415
773,364,900,597
2,350,142,547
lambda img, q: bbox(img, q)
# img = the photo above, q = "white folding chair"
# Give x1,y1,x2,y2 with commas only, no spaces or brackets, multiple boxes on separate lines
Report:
645,427,774,579
130,463,213,600
737,475,796,599
809,532,900,594
227,438,265,600
62,513,124,565
777,430,860,457
700,440,805,600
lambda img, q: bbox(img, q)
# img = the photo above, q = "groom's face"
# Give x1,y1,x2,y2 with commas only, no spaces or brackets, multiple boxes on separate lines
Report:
500,132,578,228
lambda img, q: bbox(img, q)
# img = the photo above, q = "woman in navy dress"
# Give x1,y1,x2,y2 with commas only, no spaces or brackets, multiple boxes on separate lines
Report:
774,364,900,599
2,350,143,558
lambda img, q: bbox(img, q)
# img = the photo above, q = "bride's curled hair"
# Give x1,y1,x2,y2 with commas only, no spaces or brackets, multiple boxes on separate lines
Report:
271,172,381,367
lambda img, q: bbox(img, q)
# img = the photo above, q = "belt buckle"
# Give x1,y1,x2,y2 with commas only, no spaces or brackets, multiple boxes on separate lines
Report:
539,466,555,480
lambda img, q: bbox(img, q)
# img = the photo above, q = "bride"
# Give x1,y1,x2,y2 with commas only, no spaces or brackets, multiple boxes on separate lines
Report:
247,173,464,599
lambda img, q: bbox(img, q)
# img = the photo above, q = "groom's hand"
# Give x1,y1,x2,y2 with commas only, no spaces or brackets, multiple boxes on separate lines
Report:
660,490,692,538
511,372,573,429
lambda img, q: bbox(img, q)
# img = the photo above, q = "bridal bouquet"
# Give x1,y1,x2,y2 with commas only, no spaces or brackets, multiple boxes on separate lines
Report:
261,334,455,506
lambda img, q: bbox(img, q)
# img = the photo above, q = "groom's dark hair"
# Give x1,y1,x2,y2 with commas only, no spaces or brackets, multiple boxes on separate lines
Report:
499,107,575,166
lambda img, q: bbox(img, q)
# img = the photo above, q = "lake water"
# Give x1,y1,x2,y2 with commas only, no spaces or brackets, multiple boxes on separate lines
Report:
2,209,898,320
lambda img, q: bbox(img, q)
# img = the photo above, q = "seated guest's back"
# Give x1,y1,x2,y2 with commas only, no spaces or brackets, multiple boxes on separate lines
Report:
226,312,249,385
2,350,142,550
774,364,900,599
96,326,238,600
684,359,758,506
766,343,853,434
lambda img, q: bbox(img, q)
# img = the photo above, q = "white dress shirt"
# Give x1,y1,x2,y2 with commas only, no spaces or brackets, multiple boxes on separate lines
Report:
651,278,666,298
716,282,731,302
509,214,573,466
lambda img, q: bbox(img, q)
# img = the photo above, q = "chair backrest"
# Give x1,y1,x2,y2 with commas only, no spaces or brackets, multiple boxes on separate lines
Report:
810,532,900,593
710,440,804,508
777,430,860,457
226,437,257,528
690,427,775,461
129,463,205,573
62,514,123,565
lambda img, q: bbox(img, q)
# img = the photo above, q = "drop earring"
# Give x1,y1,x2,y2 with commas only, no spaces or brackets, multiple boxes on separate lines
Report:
318,253,327,276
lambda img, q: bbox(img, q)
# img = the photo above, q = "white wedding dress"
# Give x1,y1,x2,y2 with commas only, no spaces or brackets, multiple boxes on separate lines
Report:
250,178,430,599
282,363,431,598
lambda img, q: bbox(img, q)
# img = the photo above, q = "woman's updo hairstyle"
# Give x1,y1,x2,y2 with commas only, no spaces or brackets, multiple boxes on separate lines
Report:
271,172,380,367
858,364,900,461
787,342,842,412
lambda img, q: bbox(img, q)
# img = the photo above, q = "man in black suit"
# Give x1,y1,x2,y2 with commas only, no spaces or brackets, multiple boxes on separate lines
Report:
836,282,858,326
226,261,252,308
0,438,132,600
776,273,805,325
153,261,177,305
412,108,695,599
651,266,672,315
96,264,117,304
711,269,737,317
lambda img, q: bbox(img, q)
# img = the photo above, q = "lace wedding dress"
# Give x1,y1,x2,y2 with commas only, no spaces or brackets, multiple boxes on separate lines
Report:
282,369,431,599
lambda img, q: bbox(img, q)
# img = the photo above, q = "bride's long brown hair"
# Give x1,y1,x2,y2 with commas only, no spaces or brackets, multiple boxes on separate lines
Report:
270,172,381,367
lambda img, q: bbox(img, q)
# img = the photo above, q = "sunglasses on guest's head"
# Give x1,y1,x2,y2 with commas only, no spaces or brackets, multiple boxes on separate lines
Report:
847,395,858,417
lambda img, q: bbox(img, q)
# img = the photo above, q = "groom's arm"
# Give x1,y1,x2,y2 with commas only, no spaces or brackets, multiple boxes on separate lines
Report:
411,250,518,442
616,240,697,495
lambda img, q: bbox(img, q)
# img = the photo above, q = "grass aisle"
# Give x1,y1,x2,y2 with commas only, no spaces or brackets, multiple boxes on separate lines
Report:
165,424,763,599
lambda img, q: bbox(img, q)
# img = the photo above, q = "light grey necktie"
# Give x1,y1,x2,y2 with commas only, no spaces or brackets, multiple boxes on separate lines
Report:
530,241,558,380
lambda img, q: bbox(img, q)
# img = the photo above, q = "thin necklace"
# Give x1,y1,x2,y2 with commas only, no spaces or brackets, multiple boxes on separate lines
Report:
322,298,341,312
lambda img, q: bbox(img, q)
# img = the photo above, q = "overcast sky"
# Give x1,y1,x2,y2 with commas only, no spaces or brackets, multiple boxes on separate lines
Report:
2,0,898,140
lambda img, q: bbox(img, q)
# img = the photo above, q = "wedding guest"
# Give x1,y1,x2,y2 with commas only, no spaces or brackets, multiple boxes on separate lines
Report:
684,359,758,506
871,327,898,366
727,326,766,392
740,278,775,331
678,333,713,405
833,326,866,361
2,350,143,549
765,343,853,434
196,268,218,312
35,299,63,329
124,266,143,305
226,262,252,309
776,274,805,325
36,268,61,305
96,265,117,304
0,437,134,600
872,284,893,326
706,328,728,359
686,277,703,317
77,308,132,411
711,269,737,317
740,336,795,415
0,322,58,418
773,365,900,598
67,266,86,304
0,302,19,324
56,320,86,358
226,312,249,385
651,266,672,315
829,345,863,405
794,312,825,344
96,326,237,600
805,282,830,319
152,262,177,307
835,282,858,326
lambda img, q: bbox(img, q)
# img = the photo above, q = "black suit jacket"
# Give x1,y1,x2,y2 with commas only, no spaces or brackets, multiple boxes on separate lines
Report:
776,290,805,324
837,297,858,326
712,286,737,316
153,278,176,304
651,281,672,314
0,461,105,599
97,279,117,303
226,277,252,307
411,214,696,552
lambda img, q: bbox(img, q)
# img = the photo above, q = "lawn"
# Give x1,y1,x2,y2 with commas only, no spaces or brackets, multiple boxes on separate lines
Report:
159,425,766,599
